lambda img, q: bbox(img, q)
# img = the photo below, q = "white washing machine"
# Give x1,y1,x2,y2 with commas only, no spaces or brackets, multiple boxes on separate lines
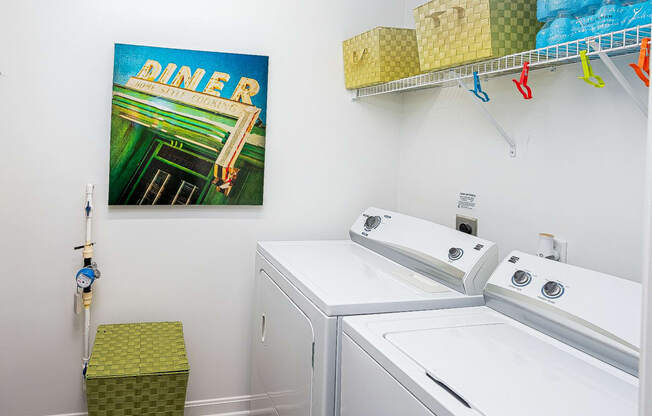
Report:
340,251,642,416
250,207,499,416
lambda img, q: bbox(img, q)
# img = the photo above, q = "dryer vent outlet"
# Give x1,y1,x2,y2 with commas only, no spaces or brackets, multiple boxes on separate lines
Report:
456,215,478,236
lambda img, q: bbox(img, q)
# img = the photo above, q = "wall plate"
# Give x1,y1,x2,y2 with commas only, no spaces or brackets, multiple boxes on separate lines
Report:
456,215,478,236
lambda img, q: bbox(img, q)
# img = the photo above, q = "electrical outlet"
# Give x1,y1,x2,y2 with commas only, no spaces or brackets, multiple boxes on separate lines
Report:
456,215,478,236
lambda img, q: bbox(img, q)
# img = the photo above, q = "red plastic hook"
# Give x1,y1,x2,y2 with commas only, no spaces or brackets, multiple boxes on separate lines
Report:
630,38,650,87
512,62,532,100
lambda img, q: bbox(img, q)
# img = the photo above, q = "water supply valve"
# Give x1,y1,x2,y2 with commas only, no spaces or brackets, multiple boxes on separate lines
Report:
75,262,100,290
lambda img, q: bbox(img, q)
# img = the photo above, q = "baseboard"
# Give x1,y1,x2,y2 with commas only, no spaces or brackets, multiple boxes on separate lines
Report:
184,394,268,416
47,393,270,416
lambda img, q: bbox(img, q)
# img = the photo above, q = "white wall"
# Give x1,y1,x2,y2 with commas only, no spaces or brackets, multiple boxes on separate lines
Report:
638,74,652,416
0,1,405,415
1,1,648,415
398,0,648,281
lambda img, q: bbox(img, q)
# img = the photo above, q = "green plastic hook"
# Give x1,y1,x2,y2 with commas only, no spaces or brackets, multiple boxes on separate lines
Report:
578,50,605,88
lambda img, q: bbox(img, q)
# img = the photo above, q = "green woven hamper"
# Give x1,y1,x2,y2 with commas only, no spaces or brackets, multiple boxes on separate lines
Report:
86,322,189,416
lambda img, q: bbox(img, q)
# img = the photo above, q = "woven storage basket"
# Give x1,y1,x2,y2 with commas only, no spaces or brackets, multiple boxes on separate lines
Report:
414,0,538,72
86,322,189,416
342,27,420,89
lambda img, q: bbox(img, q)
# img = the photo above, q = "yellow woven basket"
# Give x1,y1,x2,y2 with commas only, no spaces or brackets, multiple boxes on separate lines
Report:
343,27,420,89
414,0,539,72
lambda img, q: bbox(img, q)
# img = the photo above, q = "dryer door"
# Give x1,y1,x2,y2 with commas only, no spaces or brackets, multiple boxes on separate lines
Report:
252,270,315,416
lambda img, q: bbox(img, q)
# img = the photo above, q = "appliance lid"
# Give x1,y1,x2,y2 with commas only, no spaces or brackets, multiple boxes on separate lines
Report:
257,240,482,316
385,317,638,416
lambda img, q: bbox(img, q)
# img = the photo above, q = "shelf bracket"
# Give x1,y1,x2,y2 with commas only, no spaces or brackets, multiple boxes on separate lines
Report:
457,78,517,158
589,40,648,117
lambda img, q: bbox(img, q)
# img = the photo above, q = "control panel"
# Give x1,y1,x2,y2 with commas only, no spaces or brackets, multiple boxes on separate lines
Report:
349,207,499,295
485,251,642,356
508,269,565,299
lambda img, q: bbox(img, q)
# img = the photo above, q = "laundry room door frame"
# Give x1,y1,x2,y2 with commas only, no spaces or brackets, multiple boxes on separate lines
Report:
639,68,652,416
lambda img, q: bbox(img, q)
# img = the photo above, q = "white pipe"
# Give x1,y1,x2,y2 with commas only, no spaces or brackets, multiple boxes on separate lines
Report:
83,307,90,364
85,218,92,245
81,184,94,377
85,184,94,244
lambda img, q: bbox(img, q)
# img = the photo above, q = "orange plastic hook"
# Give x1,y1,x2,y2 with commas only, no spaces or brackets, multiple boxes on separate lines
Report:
630,38,650,87
512,61,532,100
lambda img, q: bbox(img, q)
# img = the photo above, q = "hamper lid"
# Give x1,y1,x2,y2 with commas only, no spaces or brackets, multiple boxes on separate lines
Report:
86,321,189,379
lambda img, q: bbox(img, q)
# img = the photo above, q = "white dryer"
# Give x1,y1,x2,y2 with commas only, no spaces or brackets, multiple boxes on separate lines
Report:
340,251,642,416
250,207,499,416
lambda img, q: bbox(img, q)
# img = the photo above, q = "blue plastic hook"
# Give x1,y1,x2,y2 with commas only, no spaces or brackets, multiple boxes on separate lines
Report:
469,72,490,102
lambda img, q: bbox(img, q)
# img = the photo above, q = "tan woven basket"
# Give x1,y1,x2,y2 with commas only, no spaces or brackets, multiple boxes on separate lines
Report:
343,27,420,89
414,0,538,72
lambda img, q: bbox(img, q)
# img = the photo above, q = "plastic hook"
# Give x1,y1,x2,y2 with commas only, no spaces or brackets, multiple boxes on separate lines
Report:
578,50,605,88
512,61,533,100
469,72,490,102
630,37,650,87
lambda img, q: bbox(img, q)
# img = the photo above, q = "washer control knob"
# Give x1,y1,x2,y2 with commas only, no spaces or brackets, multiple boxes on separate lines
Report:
448,247,463,261
364,215,382,231
542,281,564,299
512,270,532,287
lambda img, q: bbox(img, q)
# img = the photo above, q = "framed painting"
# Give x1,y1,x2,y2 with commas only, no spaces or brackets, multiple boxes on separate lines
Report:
109,44,268,205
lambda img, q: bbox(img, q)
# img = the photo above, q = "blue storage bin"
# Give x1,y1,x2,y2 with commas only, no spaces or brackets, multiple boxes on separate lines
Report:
589,2,625,35
577,0,603,14
537,21,552,47
536,0,648,49
622,1,652,28
547,15,576,44
538,0,552,21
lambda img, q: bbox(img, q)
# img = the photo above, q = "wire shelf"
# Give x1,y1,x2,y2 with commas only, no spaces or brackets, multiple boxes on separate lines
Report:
353,24,651,100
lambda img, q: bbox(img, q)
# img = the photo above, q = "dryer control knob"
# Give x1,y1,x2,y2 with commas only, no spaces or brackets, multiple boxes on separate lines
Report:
448,247,463,261
512,270,532,287
364,216,382,231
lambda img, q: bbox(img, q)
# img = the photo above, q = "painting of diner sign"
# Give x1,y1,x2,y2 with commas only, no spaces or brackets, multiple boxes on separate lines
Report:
109,43,268,206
